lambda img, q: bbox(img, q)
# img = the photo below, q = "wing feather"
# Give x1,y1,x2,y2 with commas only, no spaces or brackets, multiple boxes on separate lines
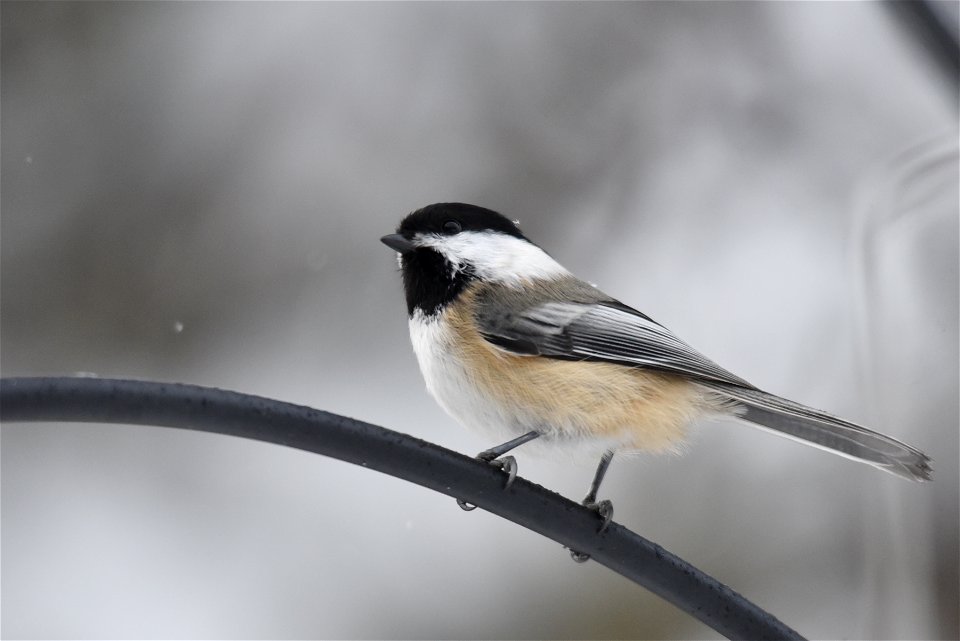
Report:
477,297,754,388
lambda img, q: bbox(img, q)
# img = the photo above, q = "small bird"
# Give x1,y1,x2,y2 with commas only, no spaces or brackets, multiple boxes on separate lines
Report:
381,202,931,542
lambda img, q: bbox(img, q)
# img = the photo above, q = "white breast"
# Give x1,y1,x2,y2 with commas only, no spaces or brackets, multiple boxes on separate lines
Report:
408,309,530,444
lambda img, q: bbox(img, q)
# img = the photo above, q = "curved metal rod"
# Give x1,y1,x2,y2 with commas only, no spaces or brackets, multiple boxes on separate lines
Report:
0,377,804,641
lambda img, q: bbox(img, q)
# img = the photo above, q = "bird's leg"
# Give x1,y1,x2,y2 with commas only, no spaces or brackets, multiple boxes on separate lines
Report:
457,431,540,511
583,450,614,511
570,451,615,563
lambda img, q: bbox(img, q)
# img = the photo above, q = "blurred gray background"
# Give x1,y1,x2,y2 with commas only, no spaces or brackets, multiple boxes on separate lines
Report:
2,2,957,639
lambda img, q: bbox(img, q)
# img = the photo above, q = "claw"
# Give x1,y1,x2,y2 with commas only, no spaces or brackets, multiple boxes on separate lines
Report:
585,499,614,534
568,499,615,563
569,548,591,563
490,455,518,489
456,452,521,511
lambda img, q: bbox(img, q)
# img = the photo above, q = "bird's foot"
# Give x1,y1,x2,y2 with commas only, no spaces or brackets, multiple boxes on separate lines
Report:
456,453,519,511
480,451,519,488
584,499,614,533
568,498,614,563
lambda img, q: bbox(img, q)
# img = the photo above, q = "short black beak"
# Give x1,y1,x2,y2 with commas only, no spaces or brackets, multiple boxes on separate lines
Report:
380,233,416,254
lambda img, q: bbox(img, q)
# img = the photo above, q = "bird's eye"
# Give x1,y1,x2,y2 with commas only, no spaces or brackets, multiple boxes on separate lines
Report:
442,220,462,235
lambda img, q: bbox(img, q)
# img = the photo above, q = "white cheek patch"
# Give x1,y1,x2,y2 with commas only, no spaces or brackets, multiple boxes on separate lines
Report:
416,231,569,285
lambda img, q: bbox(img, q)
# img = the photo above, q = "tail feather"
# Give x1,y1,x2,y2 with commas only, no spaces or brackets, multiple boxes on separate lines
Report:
702,383,932,481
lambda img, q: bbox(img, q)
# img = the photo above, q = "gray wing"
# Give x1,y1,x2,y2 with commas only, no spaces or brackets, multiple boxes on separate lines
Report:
476,294,755,388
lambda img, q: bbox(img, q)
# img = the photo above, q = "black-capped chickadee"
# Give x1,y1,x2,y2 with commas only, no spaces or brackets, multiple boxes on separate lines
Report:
381,202,931,533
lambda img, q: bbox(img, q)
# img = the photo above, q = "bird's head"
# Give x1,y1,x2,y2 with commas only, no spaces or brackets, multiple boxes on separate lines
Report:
381,202,567,316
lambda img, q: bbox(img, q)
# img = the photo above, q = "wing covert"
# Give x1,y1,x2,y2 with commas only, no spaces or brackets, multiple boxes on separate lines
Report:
477,297,754,388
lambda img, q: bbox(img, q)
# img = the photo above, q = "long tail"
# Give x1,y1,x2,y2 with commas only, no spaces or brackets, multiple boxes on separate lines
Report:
700,382,932,481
